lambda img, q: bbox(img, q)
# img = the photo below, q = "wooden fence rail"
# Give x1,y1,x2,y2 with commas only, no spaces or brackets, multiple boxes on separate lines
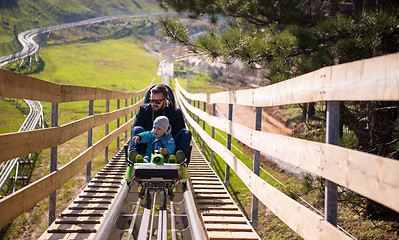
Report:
180,52,399,105
0,69,148,102
176,89,351,240
0,99,143,163
176,83,399,213
0,118,133,229
174,52,399,239
0,70,153,229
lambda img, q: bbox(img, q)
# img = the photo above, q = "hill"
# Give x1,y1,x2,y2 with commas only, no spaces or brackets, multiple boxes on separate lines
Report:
0,0,163,55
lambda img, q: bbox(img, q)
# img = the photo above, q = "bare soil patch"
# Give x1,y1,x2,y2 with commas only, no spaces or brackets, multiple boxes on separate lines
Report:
215,103,292,135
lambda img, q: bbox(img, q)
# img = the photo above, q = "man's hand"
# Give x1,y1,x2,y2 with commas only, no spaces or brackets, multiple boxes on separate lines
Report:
132,135,141,143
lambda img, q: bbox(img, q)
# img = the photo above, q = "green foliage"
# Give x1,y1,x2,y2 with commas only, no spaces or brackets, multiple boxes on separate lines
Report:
194,28,222,60
158,1,399,84
157,15,191,46
5,55,46,75
314,11,399,64
158,0,305,25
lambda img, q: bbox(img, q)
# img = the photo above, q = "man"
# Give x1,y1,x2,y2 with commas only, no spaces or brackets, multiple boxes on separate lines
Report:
129,84,191,160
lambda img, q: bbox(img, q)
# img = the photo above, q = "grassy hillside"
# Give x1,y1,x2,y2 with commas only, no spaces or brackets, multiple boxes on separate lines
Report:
0,99,26,134
0,0,163,55
34,34,160,125
34,37,157,91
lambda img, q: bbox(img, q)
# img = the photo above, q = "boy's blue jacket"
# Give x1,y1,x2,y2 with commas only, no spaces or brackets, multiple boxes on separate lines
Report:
137,131,176,162
133,103,185,137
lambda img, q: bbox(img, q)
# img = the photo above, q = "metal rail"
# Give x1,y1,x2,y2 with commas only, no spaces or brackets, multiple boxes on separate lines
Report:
40,144,207,240
101,182,206,239
95,146,206,239
0,99,44,197
40,142,261,239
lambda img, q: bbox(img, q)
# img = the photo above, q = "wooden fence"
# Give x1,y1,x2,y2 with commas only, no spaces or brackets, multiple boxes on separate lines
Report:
174,52,399,240
0,69,153,229
1,50,398,238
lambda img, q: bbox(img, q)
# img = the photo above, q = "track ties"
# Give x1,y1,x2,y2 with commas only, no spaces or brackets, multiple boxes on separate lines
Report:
188,145,260,240
39,148,127,240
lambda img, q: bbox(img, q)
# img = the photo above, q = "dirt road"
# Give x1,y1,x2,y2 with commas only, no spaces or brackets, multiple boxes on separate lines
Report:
215,103,307,176
215,103,292,135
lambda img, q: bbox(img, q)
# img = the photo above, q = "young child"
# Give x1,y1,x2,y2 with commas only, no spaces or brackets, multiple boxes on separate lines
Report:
129,116,176,163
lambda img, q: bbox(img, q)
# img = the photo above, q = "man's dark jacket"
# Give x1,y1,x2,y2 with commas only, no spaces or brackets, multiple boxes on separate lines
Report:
133,102,185,137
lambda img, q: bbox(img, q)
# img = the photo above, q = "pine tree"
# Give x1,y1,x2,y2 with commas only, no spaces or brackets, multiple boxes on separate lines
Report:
157,0,399,218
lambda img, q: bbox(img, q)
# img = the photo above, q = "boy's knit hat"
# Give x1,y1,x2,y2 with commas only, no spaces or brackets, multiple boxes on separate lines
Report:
153,116,171,135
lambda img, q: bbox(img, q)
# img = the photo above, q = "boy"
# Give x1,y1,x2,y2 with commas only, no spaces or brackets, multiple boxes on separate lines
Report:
129,116,183,163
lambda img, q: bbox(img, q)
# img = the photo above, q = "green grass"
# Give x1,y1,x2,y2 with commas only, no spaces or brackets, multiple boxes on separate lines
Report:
0,99,26,134
0,0,163,55
31,36,160,125
34,37,158,91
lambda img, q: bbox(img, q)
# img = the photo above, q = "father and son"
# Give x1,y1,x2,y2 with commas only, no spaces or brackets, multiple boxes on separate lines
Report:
128,84,191,163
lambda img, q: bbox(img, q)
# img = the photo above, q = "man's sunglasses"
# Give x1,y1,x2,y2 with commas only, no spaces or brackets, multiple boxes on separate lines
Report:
149,97,166,104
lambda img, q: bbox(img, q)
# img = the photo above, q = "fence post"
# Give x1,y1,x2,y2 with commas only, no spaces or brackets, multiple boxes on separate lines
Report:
325,101,339,226
251,107,262,227
134,97,137,116
131,98,134,118
202,102,206,153
186,67,190,92
224,104,233,187
125,99,128,141
105,100,109,163
188,99,193,136
117,99,120,149
187,99,191,114
210,104,216,166
86,100,93,183
49,102,58,225
196,100,200,143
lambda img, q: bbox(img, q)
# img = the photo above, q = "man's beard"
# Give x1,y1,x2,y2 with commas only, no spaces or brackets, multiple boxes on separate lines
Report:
153,103,165,112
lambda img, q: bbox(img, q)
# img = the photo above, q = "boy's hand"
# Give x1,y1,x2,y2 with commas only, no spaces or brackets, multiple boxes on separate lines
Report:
132,136,140,143
159,148,168,156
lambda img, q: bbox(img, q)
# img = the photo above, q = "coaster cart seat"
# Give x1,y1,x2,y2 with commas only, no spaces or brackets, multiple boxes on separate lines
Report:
124,140,189,198
144,84,192,164
124,84,192,185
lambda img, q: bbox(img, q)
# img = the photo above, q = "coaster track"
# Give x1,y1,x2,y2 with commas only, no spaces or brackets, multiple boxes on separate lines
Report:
0,13,168,68
40,145,207,240
39,143,259,239
0,99,44,198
